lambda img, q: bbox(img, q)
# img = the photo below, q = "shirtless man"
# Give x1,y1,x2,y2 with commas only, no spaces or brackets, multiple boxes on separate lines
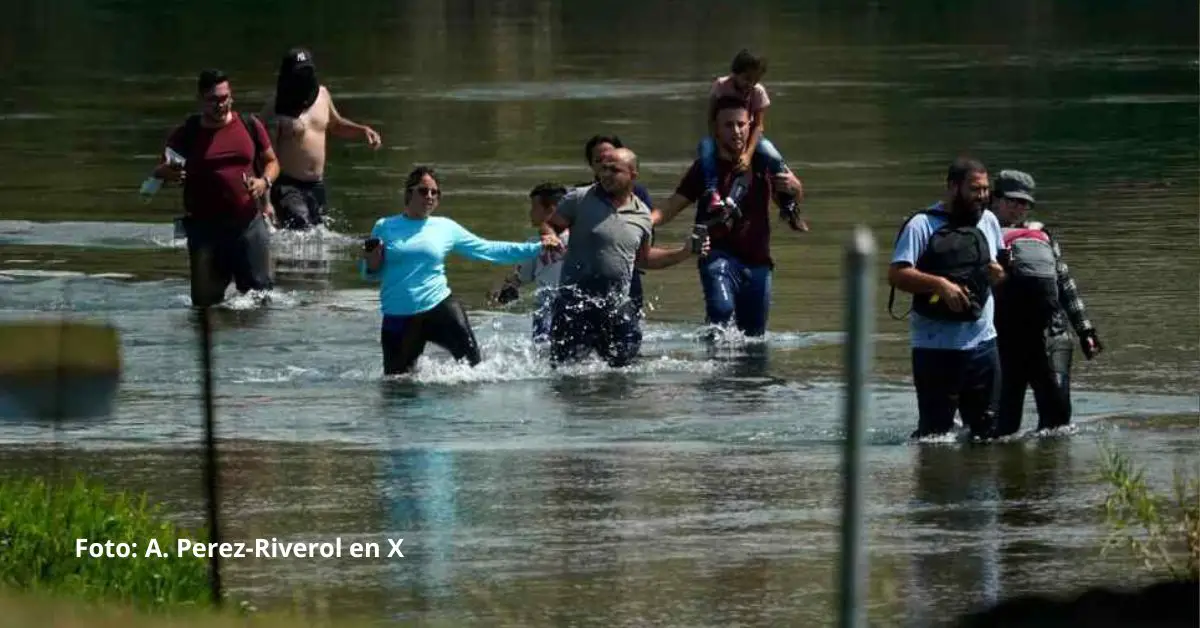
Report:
260,47,383,230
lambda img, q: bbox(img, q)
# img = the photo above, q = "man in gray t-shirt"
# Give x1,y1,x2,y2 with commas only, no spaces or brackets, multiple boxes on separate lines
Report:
540,148,707,367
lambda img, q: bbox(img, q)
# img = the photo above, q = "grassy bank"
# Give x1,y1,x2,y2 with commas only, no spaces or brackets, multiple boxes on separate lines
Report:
0,475,210,608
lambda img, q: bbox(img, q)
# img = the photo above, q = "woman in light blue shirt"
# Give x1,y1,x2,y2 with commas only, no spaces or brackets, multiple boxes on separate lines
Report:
361,166,563,375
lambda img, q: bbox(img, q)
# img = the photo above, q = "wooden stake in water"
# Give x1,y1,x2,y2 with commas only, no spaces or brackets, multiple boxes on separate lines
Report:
839,226,875,628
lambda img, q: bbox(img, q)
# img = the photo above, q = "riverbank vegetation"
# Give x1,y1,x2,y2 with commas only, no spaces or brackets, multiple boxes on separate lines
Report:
1099,444,1199,580
0,474,210,608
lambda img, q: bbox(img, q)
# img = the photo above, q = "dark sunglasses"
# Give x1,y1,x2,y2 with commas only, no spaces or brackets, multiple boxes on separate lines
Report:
413,186,440,198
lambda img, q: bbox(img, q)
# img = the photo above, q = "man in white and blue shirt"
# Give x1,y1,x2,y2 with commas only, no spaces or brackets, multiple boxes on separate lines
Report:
888,157,1006,439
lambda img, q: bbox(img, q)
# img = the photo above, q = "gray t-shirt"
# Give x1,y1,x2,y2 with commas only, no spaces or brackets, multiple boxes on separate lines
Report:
556,184,653,287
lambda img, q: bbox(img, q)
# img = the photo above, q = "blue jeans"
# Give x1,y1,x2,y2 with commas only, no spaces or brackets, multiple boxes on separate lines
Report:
697,135,788,192
698,251,772,336
911,339,1000,439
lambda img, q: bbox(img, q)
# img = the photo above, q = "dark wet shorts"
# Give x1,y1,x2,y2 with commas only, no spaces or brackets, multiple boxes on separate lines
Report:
549,282,642,368
270,175,328,230
184,215,273,307
380,295,481,375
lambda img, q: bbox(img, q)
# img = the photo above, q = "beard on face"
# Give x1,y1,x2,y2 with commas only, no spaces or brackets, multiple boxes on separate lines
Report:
950,188,985,224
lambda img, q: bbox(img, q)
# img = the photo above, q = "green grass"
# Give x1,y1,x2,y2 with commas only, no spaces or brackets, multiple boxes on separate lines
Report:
1099,443,1200,581
0,474,211,609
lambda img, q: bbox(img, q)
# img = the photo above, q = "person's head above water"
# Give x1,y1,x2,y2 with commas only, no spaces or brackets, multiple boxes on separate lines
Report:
196,69,232,124
402,166,441,219
991,169,1037,226
943,157,990,222
729,49,767,92
274,47,319,118
598,148,638,198
711,96,750,157
528,182,567,227
584,134,624,179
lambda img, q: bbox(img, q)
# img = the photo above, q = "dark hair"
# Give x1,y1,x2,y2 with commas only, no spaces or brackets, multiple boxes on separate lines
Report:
403,166,439,203
710,95,750,122
584,134,624,164
529,182,567,205
947,156,988,186
197,69,229,94
731,49,767,75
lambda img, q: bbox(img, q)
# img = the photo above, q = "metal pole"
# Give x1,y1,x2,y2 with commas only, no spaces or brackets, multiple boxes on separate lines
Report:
198,302,222,607
839,226,875,628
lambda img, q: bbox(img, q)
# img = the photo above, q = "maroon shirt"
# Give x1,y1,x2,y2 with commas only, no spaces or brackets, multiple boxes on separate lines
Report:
674,153,775,267
165,112,271,225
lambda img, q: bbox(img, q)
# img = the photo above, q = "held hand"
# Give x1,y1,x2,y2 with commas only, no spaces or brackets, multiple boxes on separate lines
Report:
1080,331,1104,360
539,233,564,252
686,234,711,257
987,261,1005,285
364,127,382,149
161,163,185,183
785,213,809,232
933,278,971,313
362,237,384,269
244,174,269,199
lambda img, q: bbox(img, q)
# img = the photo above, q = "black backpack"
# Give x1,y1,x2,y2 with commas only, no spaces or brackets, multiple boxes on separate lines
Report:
997,226,1060,329
888,208,992,322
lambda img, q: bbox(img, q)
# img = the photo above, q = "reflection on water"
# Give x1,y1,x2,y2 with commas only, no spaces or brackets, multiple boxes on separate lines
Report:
0,434,1190,625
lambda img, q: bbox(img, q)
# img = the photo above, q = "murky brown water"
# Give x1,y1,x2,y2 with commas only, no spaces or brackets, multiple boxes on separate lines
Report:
1,0,1198,624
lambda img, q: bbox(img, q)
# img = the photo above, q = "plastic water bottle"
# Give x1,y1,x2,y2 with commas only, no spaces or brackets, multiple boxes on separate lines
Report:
139,176,163,202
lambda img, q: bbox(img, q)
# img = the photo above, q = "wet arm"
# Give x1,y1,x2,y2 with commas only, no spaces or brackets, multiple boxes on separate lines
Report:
327,91,373,140
359,224,385,280
452,223,543,265
635,237,690,270
259,146,280,186
888,263,946,295
1050,235,1095,334
650,193,694,228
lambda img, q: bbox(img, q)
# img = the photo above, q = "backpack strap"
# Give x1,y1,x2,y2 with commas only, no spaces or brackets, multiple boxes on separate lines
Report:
886,208,939,320
239,113,265,177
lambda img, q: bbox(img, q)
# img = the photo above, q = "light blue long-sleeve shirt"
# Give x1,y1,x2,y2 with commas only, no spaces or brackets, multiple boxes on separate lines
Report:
360,215,542,316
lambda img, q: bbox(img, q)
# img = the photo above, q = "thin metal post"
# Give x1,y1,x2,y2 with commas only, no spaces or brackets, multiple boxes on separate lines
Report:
198,303,222,607
839,226,875,628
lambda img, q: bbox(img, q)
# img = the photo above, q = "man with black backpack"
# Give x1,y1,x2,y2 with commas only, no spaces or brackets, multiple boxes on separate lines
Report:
153,69,281,308
991,170,1103,437
888,157,1006,440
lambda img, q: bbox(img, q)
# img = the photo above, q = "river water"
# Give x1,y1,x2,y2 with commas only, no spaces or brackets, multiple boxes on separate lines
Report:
0,0,1197,625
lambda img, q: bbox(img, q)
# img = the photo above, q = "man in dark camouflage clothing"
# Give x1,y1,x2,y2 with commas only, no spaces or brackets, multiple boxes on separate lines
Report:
991,169,1104,436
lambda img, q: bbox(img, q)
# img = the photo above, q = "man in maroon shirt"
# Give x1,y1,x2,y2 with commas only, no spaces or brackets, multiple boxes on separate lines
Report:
651,96,807,337
153,69,281,308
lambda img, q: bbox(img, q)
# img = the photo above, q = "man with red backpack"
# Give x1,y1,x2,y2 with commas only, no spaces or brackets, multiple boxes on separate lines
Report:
991,170,1104,437
153,69,281,308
